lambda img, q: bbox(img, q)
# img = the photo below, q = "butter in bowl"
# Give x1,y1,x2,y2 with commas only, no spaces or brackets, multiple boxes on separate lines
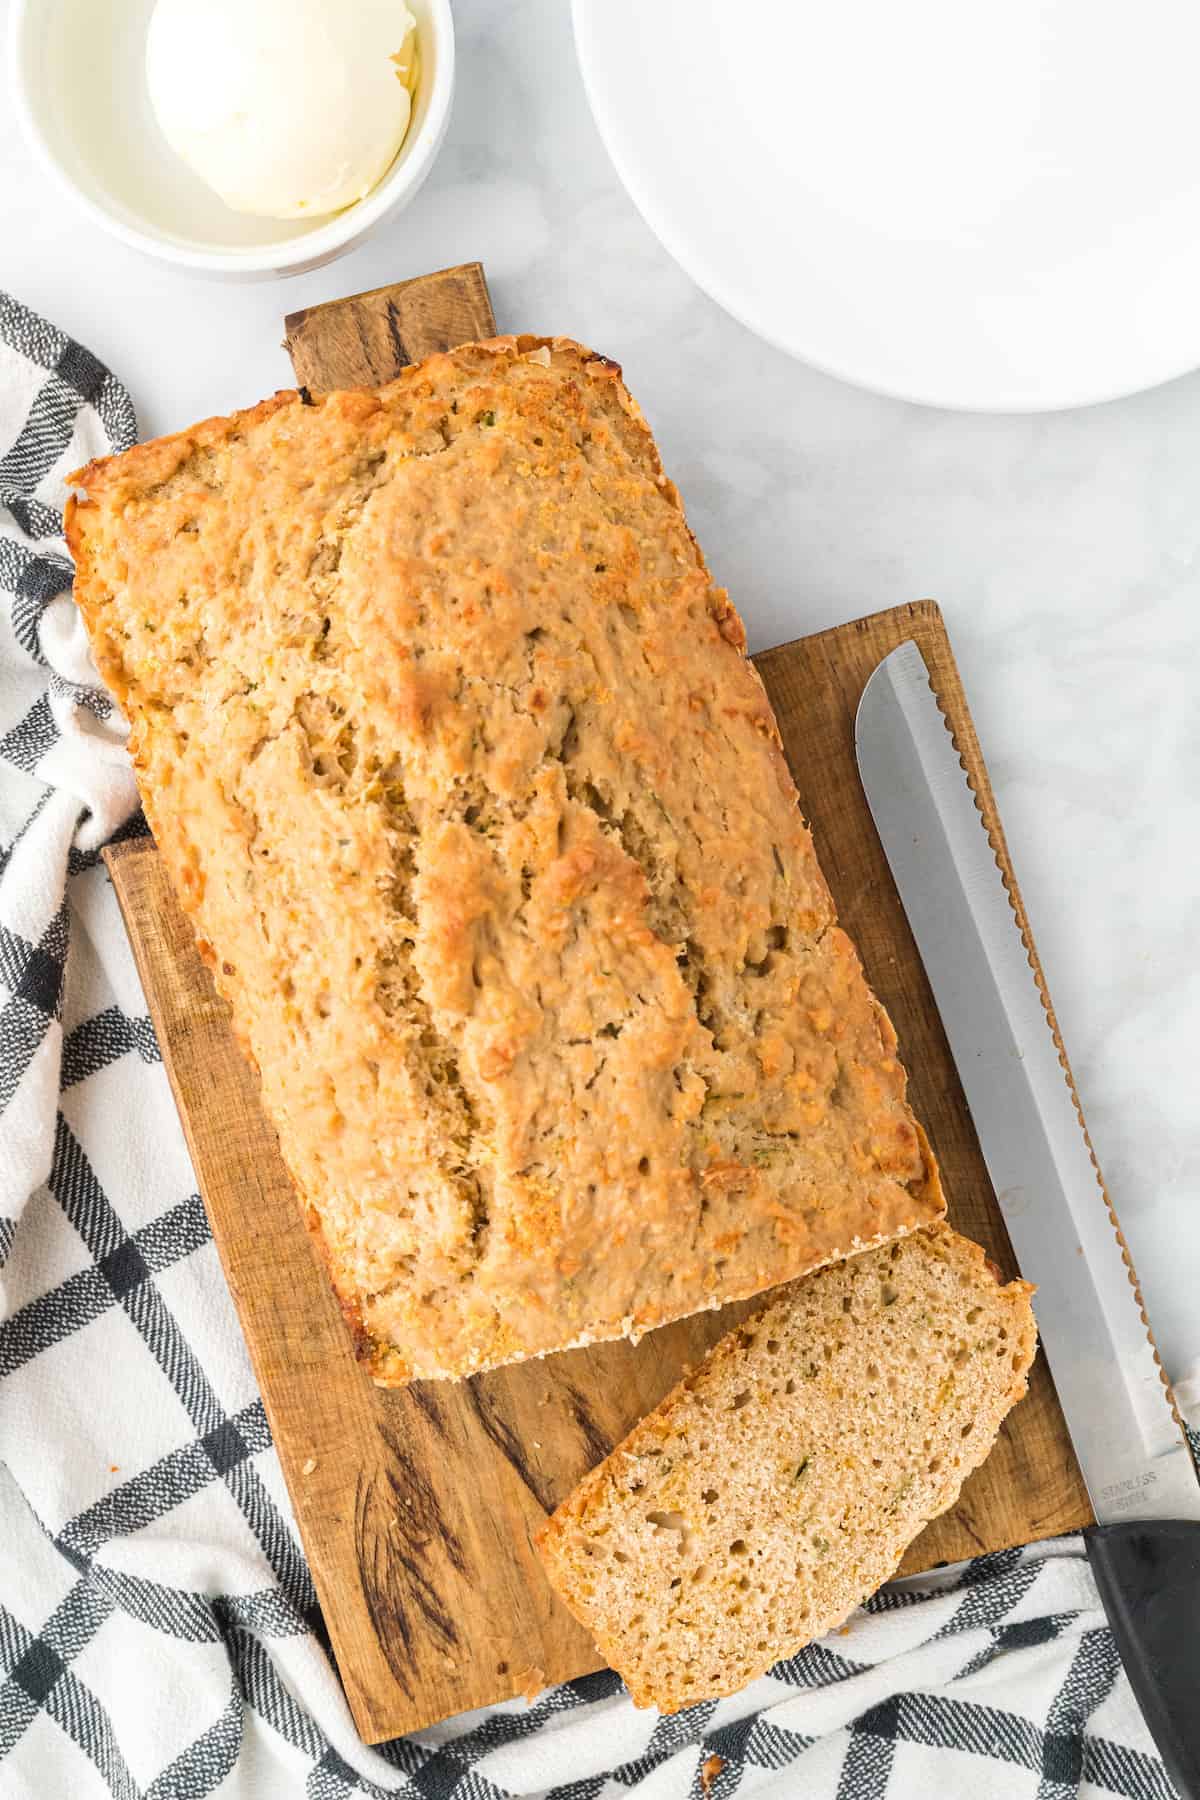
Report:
9,0,454,279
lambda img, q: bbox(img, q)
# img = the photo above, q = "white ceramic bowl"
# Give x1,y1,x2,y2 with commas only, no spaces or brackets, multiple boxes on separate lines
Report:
9,0,455,280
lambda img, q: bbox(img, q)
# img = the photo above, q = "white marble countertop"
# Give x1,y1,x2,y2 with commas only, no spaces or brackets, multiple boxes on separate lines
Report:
4,0,1197,1403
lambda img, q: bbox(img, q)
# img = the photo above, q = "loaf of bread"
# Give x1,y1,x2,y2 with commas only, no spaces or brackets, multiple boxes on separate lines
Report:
67,336,943,1382
536,1225,1036,1711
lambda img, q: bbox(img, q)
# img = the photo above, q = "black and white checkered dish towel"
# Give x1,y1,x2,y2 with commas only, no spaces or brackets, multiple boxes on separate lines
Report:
1,291,1195,1800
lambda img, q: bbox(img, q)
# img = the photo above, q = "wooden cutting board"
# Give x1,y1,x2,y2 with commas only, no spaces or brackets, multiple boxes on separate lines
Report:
103,263,1093,1745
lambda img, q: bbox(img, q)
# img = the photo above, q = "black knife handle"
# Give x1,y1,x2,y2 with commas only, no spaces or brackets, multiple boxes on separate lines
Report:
1085,1519,1200,1798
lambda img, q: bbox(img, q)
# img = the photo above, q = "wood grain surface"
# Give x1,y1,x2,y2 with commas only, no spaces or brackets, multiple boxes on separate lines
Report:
103,266,1093,1746
284,262,496,393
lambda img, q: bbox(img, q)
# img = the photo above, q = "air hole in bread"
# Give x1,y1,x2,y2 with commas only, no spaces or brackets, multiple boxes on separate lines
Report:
784,1378,796,1396
961,1420,974,1437
880,1282,899,1306
637,1155,650,1175
766,1339,780,1355
841,1296,853,1314
702,1488,719,1505
731,1390,752,1411
928,1456,942,1473
729,1538,748,1556
866,1363,879,1382
613,1549,630,1563
647,1510,687,1536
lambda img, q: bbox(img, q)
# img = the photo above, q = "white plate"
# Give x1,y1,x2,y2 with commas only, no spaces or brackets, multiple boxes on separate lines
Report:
573,0,1200,411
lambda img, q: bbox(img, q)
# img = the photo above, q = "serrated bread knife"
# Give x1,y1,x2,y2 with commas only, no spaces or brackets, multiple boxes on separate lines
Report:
856,640,1200,1798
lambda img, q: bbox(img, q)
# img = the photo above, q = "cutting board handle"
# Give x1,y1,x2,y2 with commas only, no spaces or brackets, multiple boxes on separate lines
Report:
283,261,496,395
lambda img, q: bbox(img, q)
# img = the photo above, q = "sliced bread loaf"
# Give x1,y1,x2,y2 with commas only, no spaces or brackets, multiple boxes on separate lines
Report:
536,1225,1036,1711
67,337,943,1383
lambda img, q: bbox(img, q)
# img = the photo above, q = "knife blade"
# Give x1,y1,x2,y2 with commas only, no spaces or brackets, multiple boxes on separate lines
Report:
855,638,1200,1796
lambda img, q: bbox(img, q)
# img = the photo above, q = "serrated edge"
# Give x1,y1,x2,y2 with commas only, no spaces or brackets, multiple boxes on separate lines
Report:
899,647,1189,1445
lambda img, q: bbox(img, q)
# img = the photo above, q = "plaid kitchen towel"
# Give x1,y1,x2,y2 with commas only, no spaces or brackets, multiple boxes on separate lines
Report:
0,290,1196,1800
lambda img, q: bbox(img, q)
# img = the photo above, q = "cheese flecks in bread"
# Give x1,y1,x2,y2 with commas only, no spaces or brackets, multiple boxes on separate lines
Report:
536,1226,1036,1711
66,336,944,1382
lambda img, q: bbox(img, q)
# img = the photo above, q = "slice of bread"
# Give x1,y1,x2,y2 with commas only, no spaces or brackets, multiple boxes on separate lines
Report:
536,1225,1036,1711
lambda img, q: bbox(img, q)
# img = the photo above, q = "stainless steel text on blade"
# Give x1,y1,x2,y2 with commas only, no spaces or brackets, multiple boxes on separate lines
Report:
855,641,1198,1526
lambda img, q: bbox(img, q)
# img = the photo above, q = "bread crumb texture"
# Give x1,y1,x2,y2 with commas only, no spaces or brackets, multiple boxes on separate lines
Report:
536,1226,1036,1712
67,336,943,1381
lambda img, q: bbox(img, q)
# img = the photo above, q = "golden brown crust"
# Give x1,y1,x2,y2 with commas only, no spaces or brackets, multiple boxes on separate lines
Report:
69,336,945,1382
